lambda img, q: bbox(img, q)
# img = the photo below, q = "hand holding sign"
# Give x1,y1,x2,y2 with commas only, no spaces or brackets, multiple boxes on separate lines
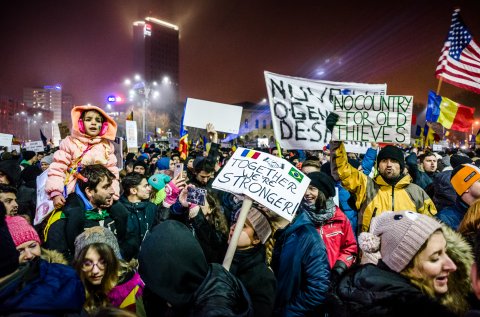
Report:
206,123,218,144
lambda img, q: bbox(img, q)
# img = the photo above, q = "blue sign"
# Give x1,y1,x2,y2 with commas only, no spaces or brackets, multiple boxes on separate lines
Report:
107,95,116,102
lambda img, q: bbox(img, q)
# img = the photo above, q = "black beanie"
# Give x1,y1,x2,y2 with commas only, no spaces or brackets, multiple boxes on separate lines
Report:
450,154,473,169
307,172,336,199
377,145,405,171
0,203,19,277
133,160,148,170
22,151,36,161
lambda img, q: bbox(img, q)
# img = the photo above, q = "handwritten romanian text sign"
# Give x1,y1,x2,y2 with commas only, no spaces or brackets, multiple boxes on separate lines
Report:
264,71,386,150
332,95,413,144
212,147,310,221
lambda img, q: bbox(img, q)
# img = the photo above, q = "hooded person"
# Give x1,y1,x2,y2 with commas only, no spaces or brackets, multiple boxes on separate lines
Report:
333,211,472,317
45,105,120,210
139,220,253,317
327,113,436,233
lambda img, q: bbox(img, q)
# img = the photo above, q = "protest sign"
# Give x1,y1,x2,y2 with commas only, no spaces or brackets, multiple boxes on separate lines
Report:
34,170,54,225
331,95,413,144
432,144,442,152
0,133,13,147
113,137,124,170
264,71,386,150
25,141,45,152
126,120,138,152
184,98,243,134
344,141,370,154
212,147,310,221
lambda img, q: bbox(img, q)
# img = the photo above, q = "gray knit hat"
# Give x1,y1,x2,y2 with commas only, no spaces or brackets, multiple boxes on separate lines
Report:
74,226,122,260
369,211,441,272
40,154,53,165
246,207,272,244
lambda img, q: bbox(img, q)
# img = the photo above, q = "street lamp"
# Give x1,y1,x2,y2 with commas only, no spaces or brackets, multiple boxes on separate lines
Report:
124,75,159,141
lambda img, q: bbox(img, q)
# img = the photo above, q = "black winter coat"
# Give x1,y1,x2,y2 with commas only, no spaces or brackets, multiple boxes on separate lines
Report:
118,195,159,260
331,262,456,317
230,245,276,317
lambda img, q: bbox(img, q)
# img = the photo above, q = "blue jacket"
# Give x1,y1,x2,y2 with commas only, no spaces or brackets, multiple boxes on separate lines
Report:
0,258,85,315
436,197,468,231
338,147,377,235
271,212,330,317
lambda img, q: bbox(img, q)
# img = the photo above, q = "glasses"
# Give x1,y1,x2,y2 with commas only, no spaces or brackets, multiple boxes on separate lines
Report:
81,259,106,272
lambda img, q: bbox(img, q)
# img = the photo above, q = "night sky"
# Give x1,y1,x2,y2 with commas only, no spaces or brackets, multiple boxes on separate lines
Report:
1,0,480,109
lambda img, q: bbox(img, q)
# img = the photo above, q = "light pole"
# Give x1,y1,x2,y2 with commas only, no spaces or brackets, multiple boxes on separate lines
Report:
124,75,159,141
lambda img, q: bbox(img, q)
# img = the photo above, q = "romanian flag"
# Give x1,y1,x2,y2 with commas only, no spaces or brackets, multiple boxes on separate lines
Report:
178,134,188,160
241,149,260,159
126,111,133,121
426,90,474,132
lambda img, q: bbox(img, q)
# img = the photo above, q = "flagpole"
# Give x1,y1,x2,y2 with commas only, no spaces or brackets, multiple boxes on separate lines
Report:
436,78,443,95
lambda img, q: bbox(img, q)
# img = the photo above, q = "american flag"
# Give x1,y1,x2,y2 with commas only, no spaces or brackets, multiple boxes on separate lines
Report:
436,9,480,94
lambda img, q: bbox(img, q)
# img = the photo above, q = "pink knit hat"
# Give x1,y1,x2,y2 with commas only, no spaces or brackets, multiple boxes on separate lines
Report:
5,216,41,247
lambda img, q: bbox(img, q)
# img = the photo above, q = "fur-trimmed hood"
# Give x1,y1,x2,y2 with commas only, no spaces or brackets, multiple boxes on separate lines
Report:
41,248,68,265
71,105,117,141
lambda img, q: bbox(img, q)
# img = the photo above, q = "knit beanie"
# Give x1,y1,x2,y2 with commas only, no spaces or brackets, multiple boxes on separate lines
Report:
22,151,36,161
307,171,336,199
246,207,272,244
450,154,473,169
133,160,148,171
74,226,122,260
5,216,41,247
361,211,441,272
377,145,405,171
451,163,480,196
0,204,19,277
40,154,54,165
156,157,171,170
148,174,171,191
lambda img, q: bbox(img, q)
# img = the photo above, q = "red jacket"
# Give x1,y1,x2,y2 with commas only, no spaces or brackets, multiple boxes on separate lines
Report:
316,206,357,268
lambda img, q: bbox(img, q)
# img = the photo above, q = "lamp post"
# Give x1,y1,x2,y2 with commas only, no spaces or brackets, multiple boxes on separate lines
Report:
124,75,159,141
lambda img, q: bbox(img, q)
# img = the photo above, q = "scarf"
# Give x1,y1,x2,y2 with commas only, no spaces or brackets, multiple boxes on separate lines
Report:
303,197,336,226
85,209,109,221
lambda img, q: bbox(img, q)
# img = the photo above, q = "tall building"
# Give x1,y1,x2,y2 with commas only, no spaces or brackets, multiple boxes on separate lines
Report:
133,17,179,94
23,84,62,143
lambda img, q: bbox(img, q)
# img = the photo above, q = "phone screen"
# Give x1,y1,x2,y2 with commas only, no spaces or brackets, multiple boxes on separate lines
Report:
174,163,184,178
187,187,206,206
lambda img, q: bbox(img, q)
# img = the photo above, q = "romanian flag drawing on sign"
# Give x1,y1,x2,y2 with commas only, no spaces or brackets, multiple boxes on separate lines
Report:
241,149,260,159
288,167,304,183
426,90,474,132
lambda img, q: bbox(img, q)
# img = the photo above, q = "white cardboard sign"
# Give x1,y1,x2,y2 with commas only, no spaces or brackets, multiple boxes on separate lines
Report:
126,120,138,149
212,147,310,222
25,141,45,152
184,98,243,134
264,71,387,150
332,95,413,144
34,170,54,225
0,133,13,147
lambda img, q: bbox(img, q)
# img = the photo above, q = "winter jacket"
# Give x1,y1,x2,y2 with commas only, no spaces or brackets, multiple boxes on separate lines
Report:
231,245,276,317
316,206,357,269
330,141,437,233
118,195,159,260
436,197,469,231
333,225,473,316
0,258,85,316
432,169,457,211
271,212,330,317
337,146,377,234
46,191,127,258
108,271,145,316
332,262,457,317
45,105,120,199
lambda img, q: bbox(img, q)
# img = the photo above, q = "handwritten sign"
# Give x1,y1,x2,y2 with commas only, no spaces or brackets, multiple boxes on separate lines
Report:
212,147,310,221
25,141,45,152
264,71,386,150
332,95,413,144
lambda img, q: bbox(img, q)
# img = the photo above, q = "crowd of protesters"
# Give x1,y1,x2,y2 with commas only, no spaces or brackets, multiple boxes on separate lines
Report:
1,106,480,316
